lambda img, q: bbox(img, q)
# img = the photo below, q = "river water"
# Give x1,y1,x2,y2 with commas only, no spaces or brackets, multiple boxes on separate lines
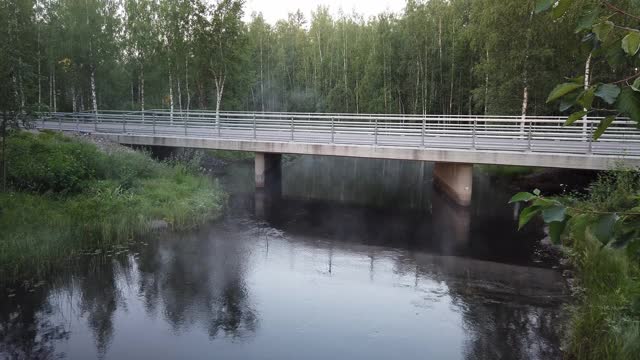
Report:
0,156,567,360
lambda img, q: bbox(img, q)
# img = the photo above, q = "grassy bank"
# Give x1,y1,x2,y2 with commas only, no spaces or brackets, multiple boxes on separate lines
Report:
0,131,225,278
561,170,640,359
515,169,640,359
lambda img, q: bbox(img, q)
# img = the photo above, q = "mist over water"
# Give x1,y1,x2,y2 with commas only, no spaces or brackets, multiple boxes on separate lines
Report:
0,156,566,360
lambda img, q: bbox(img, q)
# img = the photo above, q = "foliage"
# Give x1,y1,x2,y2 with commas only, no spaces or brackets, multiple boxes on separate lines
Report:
1,0,606,118
511,169,640,251
512,169,640,359
0,131,226,279
536,0,640,138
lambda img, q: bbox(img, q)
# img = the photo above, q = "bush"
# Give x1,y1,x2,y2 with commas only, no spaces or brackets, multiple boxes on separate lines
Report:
5,131,105,193
0,131,226,279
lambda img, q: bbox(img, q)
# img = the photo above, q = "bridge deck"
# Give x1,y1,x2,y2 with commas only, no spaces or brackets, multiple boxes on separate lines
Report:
39,110,640,170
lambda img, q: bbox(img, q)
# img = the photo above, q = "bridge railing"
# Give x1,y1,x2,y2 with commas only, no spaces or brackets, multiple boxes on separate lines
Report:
38,110,640,157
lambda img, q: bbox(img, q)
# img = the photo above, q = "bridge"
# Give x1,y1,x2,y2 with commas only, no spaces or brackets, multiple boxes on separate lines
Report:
39,110,640,206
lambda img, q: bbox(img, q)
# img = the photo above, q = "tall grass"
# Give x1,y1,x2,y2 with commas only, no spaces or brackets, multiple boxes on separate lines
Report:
562,169,640,360
0,131,226,279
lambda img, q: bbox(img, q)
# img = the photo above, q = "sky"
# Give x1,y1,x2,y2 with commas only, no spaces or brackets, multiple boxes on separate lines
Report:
243,0,405,24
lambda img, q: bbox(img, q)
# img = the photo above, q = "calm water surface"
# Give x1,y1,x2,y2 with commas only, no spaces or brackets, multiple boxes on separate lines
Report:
0,156,566,360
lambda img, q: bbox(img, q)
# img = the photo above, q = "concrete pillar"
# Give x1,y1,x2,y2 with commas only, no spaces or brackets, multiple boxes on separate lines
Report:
255,152,282,188
433,162,473,207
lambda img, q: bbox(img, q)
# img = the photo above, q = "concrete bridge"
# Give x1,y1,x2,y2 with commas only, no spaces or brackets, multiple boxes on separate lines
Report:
40,110,640,206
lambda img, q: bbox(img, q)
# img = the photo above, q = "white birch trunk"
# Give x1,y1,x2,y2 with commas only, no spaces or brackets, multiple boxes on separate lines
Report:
90,66,98,114
72,86,77,113
583,53,592,140
214,76,225,126
169,69,174,123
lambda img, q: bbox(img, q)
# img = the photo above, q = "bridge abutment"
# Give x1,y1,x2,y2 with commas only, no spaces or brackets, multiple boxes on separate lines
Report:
433,162,473,207
255,152,282,189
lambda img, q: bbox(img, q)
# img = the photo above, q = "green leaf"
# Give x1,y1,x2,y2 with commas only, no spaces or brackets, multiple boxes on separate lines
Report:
632,78,640,92
549,220,568,244
559,90,581,112
594,115,615,140
594,84,621,105
616,88,640,123
547,83,582,103
542,205,567,223
576,7,600,33
621,31,640,56
565,111,587,126
578,88,596,109
519,206,540,230
509,192,536,203
592,21,614,42
552,0,572,18
590,213,618,245
533,189,541,196
535,0,556,13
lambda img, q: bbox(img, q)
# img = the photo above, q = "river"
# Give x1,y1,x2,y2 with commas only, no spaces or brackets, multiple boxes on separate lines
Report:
0,155,567,360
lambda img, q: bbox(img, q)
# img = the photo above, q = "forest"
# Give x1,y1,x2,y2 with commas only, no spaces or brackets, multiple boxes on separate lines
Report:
3,0,635,120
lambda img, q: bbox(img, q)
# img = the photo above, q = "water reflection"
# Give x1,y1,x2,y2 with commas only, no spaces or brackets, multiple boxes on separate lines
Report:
0,156,565,359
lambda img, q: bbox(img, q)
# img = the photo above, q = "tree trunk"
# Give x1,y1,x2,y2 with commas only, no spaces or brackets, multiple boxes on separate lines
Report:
90,65,98,114
484,48,489,115
449,33,455,115
53,63,56,112
38,26,41,112
1,112,6,193
583,52,592,139
214,75,225,126
140,63,145,122
185,55,191,112
169,68,174,122
72,86,77,112
260,34,265,112
177,73,183,118
520,10,534,136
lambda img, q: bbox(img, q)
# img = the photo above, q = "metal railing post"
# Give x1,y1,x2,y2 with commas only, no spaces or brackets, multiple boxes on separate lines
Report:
527,120,533,151
421,116,426,147
75,114,79,132
588,121,593,154
253,113,257,139
123,117,126,133
58,115,62,132
94,113,98,132
291,116,294,141
217,114,221,138
374,118,378,145
152,113,156,135
471,117,477,150
331,116,335,143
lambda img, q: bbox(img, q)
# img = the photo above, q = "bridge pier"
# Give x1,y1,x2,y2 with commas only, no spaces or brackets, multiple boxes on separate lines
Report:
255,152,282,189
433,162,473,207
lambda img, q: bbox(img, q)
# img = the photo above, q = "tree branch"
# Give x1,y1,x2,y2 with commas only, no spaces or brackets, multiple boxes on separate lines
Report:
612,71,640,85
602,1,640,21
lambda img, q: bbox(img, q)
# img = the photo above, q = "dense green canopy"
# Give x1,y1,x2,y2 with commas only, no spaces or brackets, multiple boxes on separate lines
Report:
0,0,638,117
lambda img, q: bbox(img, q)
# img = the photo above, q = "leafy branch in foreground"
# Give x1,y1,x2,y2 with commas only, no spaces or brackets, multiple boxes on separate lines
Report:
510,189,640,255
536,0,640,138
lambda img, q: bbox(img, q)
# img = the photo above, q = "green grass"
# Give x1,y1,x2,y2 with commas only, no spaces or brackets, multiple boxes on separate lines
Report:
0,131,226,279
560,169,640,360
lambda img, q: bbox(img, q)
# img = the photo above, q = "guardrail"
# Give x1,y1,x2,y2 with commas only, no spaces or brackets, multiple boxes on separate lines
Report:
38,110,640,157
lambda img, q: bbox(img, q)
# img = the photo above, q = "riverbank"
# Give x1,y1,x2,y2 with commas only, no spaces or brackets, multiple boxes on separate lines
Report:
562,170,640,359
516,169,640,359
0,131,226,279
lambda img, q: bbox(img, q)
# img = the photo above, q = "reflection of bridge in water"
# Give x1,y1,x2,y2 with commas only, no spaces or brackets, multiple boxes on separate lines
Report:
40,110,640,205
